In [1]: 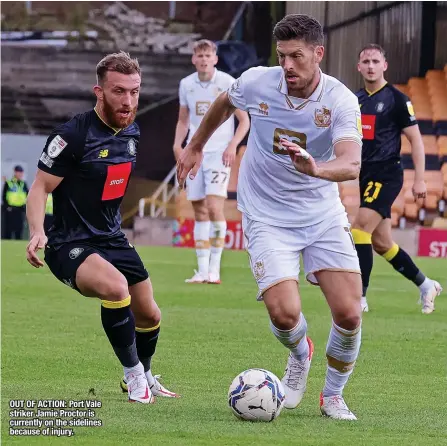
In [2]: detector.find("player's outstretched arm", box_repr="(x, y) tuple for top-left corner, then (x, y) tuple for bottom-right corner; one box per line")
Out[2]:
(177, 92), (236, 187)
(26, 170), (63, 267)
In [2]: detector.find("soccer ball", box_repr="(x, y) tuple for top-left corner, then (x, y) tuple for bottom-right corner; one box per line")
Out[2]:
(228, 368), (285, 422)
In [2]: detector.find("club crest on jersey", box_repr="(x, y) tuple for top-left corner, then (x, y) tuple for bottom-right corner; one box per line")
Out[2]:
(376, 102), (385, 112)
(314, 106), (331, 128)
(69, 247), (84, 259)
(253, 260), (265, 281)
(258, 102), (269, 116)
(47, 135), (67, 158)
(128, 139), (137, 156)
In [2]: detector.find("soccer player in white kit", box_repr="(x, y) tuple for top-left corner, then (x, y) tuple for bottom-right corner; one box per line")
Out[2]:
(173, 40), (250, 284)
(177, 15), (364, 420)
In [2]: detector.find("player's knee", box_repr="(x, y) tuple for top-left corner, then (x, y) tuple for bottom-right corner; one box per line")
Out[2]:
(269, 307), (301, 331)
(136, 305), (161, 328)
(194, 206), (209, 221)
(101, 274), (129, 301)
(334, 310), (361, 331)
(371, 235), (392, 255)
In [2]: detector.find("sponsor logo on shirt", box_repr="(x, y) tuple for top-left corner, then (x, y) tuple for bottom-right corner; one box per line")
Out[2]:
(361, 114), (376, 140)
(314, 106), (332, 128)
(195, 101), (211, 116)
(47, 135), (67, 158)
(102, 162), (132, 201)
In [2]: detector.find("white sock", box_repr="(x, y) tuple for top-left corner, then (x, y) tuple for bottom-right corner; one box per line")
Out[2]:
(145, 369), (155, 386)
(323, 321), (361, 397)
(418, 277), (433, 294)
(194, 221), (210, 276)
(270, 314), (309, 361)
(124, 362), (144, 379)
(209, 221), (226, 275)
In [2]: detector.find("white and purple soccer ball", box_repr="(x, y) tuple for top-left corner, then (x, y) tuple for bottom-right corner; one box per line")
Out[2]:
(228, 368), (285, 422)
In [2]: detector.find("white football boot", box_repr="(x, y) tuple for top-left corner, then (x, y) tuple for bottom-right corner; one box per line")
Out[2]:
(208, 272), (221, 284)
(419, 280), (442, 314)
(360, 296), (369, 313)
(320, 393), (357, 420)
(121, 373), (179, 398)
(126, 371), (154, 404)
(281, 337), (314, 409)
(185, 270), (208, 283)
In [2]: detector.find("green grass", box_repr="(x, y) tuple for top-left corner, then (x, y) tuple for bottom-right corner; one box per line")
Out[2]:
(2, 241), (447, 445)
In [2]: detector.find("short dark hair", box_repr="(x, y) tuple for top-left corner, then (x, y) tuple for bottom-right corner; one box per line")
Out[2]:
(358, 44), (386, 60)
(96, 51), (141, 85)
(193, 39), (217, 53)
(273, 14), (324, 46)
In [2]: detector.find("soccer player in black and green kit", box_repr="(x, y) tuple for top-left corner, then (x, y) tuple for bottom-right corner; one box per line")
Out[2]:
(26, 52), (179, 402)
(353, 44), (442, 314)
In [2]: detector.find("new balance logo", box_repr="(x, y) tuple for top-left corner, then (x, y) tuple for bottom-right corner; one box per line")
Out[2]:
(98, 149), (109, 158)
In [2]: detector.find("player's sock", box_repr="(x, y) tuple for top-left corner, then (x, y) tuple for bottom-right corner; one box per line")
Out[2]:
(270, 314), (309, 361)
(194, 220), (211, 276)
(323, 321), (361, 397)
(209, 220), (226, 274)
(101, 296), (139, 367)
(352, 229), (373, 296)
(135, 323), (160, 373)
(382, 243), (426, 287)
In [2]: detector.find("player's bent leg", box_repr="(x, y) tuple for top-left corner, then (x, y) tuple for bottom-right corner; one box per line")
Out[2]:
(207, 194), (227, 284)
(120, 278), (179, 398)
(186, 200), (210, 283)
(315, 270), (361, 420)
(352, 207), (383, 312)
(372, 219), (442, 314)
(263, 280), (314, 409)
(76, 254), (152, 404)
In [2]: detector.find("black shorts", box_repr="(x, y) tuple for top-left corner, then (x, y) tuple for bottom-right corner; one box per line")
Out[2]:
(44, 237), (149, 294)
(359, 162), (403, 219)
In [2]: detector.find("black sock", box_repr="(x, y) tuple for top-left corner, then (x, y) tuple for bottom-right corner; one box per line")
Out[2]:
(382, 244), (426, 286)
(101, 297), (139, 368)
(136, 325), (160, 372)
(352, 229), (373, 296)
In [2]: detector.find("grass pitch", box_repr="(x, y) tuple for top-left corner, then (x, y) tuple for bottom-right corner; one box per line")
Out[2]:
(2, 241), (446, 445)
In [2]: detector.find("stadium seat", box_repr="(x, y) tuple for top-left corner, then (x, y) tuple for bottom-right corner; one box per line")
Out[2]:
(424, 171), (444, 210)
(432, 217), (447, 229)
(422, 135), (439, 155)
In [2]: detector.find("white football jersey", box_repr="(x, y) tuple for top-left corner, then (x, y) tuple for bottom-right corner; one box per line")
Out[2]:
(179, 69), (236, 153)
(227, 66), (362, 227)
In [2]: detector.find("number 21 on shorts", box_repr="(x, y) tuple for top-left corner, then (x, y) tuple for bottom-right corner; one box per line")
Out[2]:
(363, 181), (382, 203)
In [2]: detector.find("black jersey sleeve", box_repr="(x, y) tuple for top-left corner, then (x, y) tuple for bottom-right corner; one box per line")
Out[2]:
(394, 90), (417, 130)
(38, 122), (85, 178)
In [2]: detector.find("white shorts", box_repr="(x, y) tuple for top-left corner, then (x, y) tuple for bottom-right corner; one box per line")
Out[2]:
(242, 213), (361, 300)
(186, 151), (230, 201)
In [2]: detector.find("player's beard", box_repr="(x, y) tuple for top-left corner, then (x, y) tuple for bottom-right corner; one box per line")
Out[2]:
(103, 94), (138, 129)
